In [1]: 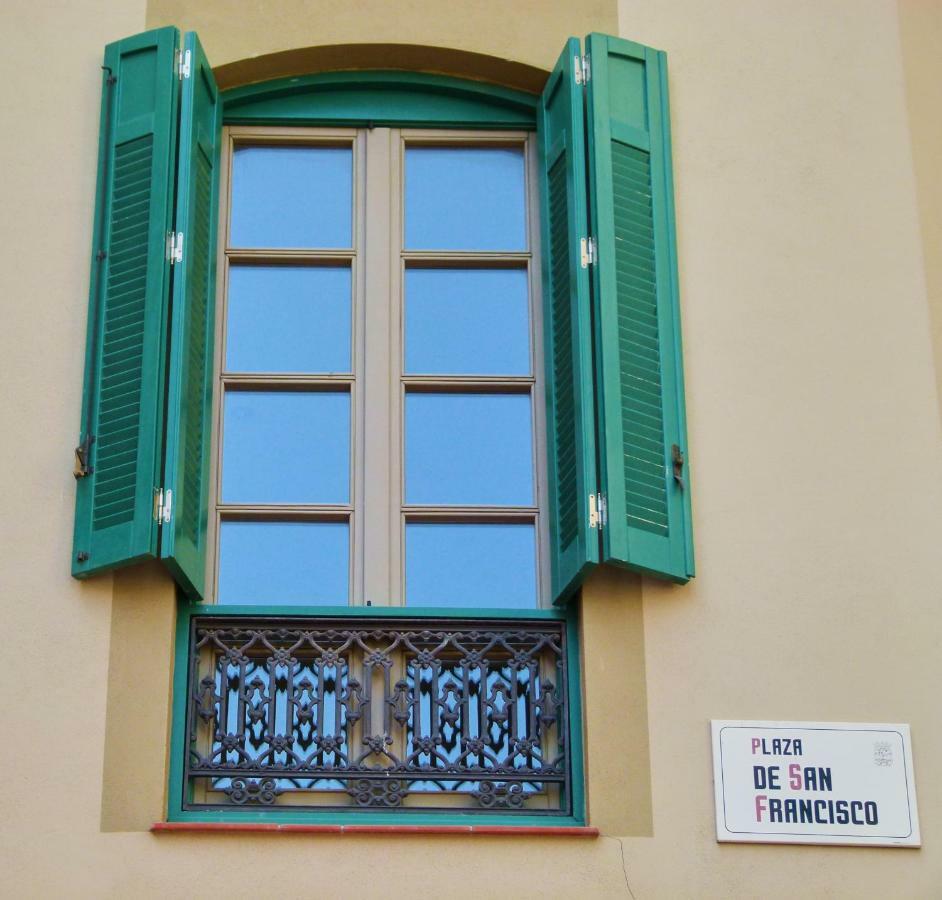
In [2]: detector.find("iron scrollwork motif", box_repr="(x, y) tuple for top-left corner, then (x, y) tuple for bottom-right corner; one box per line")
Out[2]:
(183, 617), (571, 815)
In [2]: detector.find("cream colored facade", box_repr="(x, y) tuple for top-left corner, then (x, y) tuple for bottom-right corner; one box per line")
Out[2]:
(1, 0), (940, 895)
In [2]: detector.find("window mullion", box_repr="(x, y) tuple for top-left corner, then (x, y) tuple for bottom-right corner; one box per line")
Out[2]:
(360, 127), (397, 607)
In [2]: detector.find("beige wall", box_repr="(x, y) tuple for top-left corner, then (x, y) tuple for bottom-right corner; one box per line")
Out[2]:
(2, 0), (941, 896)
(147, 0), (617, 84)
(898, 0), (942, 421)
(617, 0), (942, 894)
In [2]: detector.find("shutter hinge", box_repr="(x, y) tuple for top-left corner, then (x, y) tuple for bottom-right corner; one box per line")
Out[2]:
(588, 492), (606, 530)
(177, 48), (191, 80)
(574, 54), (591, 85)
(154, 488), (173, 524)
(167, 231), (184, 265)
(580, 236), (597, 268)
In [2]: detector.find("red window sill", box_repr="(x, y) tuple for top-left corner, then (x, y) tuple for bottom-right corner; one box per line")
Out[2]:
(152, 822), (598, 837)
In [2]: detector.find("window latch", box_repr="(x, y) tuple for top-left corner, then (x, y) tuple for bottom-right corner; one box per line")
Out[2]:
(73, 434), (94, 479)
(672, 443), (685, 491)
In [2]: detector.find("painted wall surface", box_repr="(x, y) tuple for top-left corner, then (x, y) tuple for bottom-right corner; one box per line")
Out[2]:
(898, 0), (942, 421)
(1, 0), (940, 897)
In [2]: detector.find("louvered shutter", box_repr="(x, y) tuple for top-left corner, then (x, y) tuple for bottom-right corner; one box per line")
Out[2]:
(160, 33), (221, 600)
(73, 28), (180, 577)
(538, 39), (600, 603)
(585, 34), (694, 582)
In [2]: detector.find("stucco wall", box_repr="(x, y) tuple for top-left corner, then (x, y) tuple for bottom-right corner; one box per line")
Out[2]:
(1, 0), (940, 896)
(898, 0), (942, 422)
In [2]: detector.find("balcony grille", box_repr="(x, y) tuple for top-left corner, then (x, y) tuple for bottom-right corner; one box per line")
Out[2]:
(183, 615), (573, 814)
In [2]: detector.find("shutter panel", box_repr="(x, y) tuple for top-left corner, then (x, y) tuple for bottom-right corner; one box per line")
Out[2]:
(160, 33), (221, 600)
(72, 28), (180, 578)
(585, 33), (694, 582)
(538, 39), (600, 603)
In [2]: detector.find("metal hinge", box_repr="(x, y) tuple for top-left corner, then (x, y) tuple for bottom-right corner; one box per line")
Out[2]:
(153, 488), (173, 524)
(177, 48), (191, 80)
(167, 231), (184, 265)
(588, 492), (606, 530)
(574, 54), (591, 85)
(580, 236), (597, 268)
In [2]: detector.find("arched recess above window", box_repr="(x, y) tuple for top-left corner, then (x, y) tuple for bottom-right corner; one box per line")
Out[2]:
(221, 69), (538, 130)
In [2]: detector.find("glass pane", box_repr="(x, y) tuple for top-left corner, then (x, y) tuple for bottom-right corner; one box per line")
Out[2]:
(226, 266), (351, 373)
(406, 523), (536, 608)
(218, 521), (348, 605)
(404, 268), (530, 375)
(404, 147), (526, 250)
(230, 146), (352, 248)
(405, 393), (533, 505)
(222, 391), (349, 504)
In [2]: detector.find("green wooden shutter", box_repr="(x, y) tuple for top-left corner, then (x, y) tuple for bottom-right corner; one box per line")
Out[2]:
(585, 33), (694, 582)
(538, 39), (600, 603)
(72, 27), (180, 578)
(160, 33), (221, 600)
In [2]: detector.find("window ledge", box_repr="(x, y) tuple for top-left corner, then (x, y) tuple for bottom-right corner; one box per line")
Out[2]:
(152, 822), (599, 837)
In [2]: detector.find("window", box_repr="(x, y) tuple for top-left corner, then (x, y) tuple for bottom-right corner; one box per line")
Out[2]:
(72, 26), (693, 823)
(212, 128), (549, 608)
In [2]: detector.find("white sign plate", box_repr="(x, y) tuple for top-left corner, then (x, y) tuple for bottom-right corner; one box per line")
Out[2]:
(711, 721), (920, 847)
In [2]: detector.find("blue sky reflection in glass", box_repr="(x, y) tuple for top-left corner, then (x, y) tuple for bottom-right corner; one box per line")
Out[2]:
(231, 146), (352, 248)
(226, 266), (351, 373)
(405, 268), (529, 375)
(218, 521), (349, 604)
(222, 391), (350, 503)
(405, 146), (526, 250)
(406, 523), (536, 608)
(405, 393), (533, 505)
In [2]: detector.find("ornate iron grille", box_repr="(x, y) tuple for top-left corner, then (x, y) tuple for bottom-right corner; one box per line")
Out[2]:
(183, 616), (572, 814)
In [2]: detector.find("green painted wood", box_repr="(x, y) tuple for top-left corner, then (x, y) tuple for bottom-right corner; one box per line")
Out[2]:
(167, 594), (196, 817)
(537, 39), (599, 604)
(223, 71), (537, 129)
(189, 604), (569, 620)
(72, 27), (180, 578)
(161, 32), (222, 600)
(585, 33), (694, 582)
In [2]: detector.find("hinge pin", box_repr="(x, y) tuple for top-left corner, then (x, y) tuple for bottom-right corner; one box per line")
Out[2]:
(154, 488), (173, 524)
(167, 231), (183, 265)
(574, 54), (590, 85)
(580, 237), (597, 268)
(588, 492), (606, 530)
(177, 48), (191, 80)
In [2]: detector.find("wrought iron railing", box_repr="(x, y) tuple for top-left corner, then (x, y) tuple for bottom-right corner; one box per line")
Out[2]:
(182, 615), (573, 814)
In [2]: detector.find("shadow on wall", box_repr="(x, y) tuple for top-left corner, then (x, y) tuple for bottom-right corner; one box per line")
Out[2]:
(213, 43), (551, 93)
